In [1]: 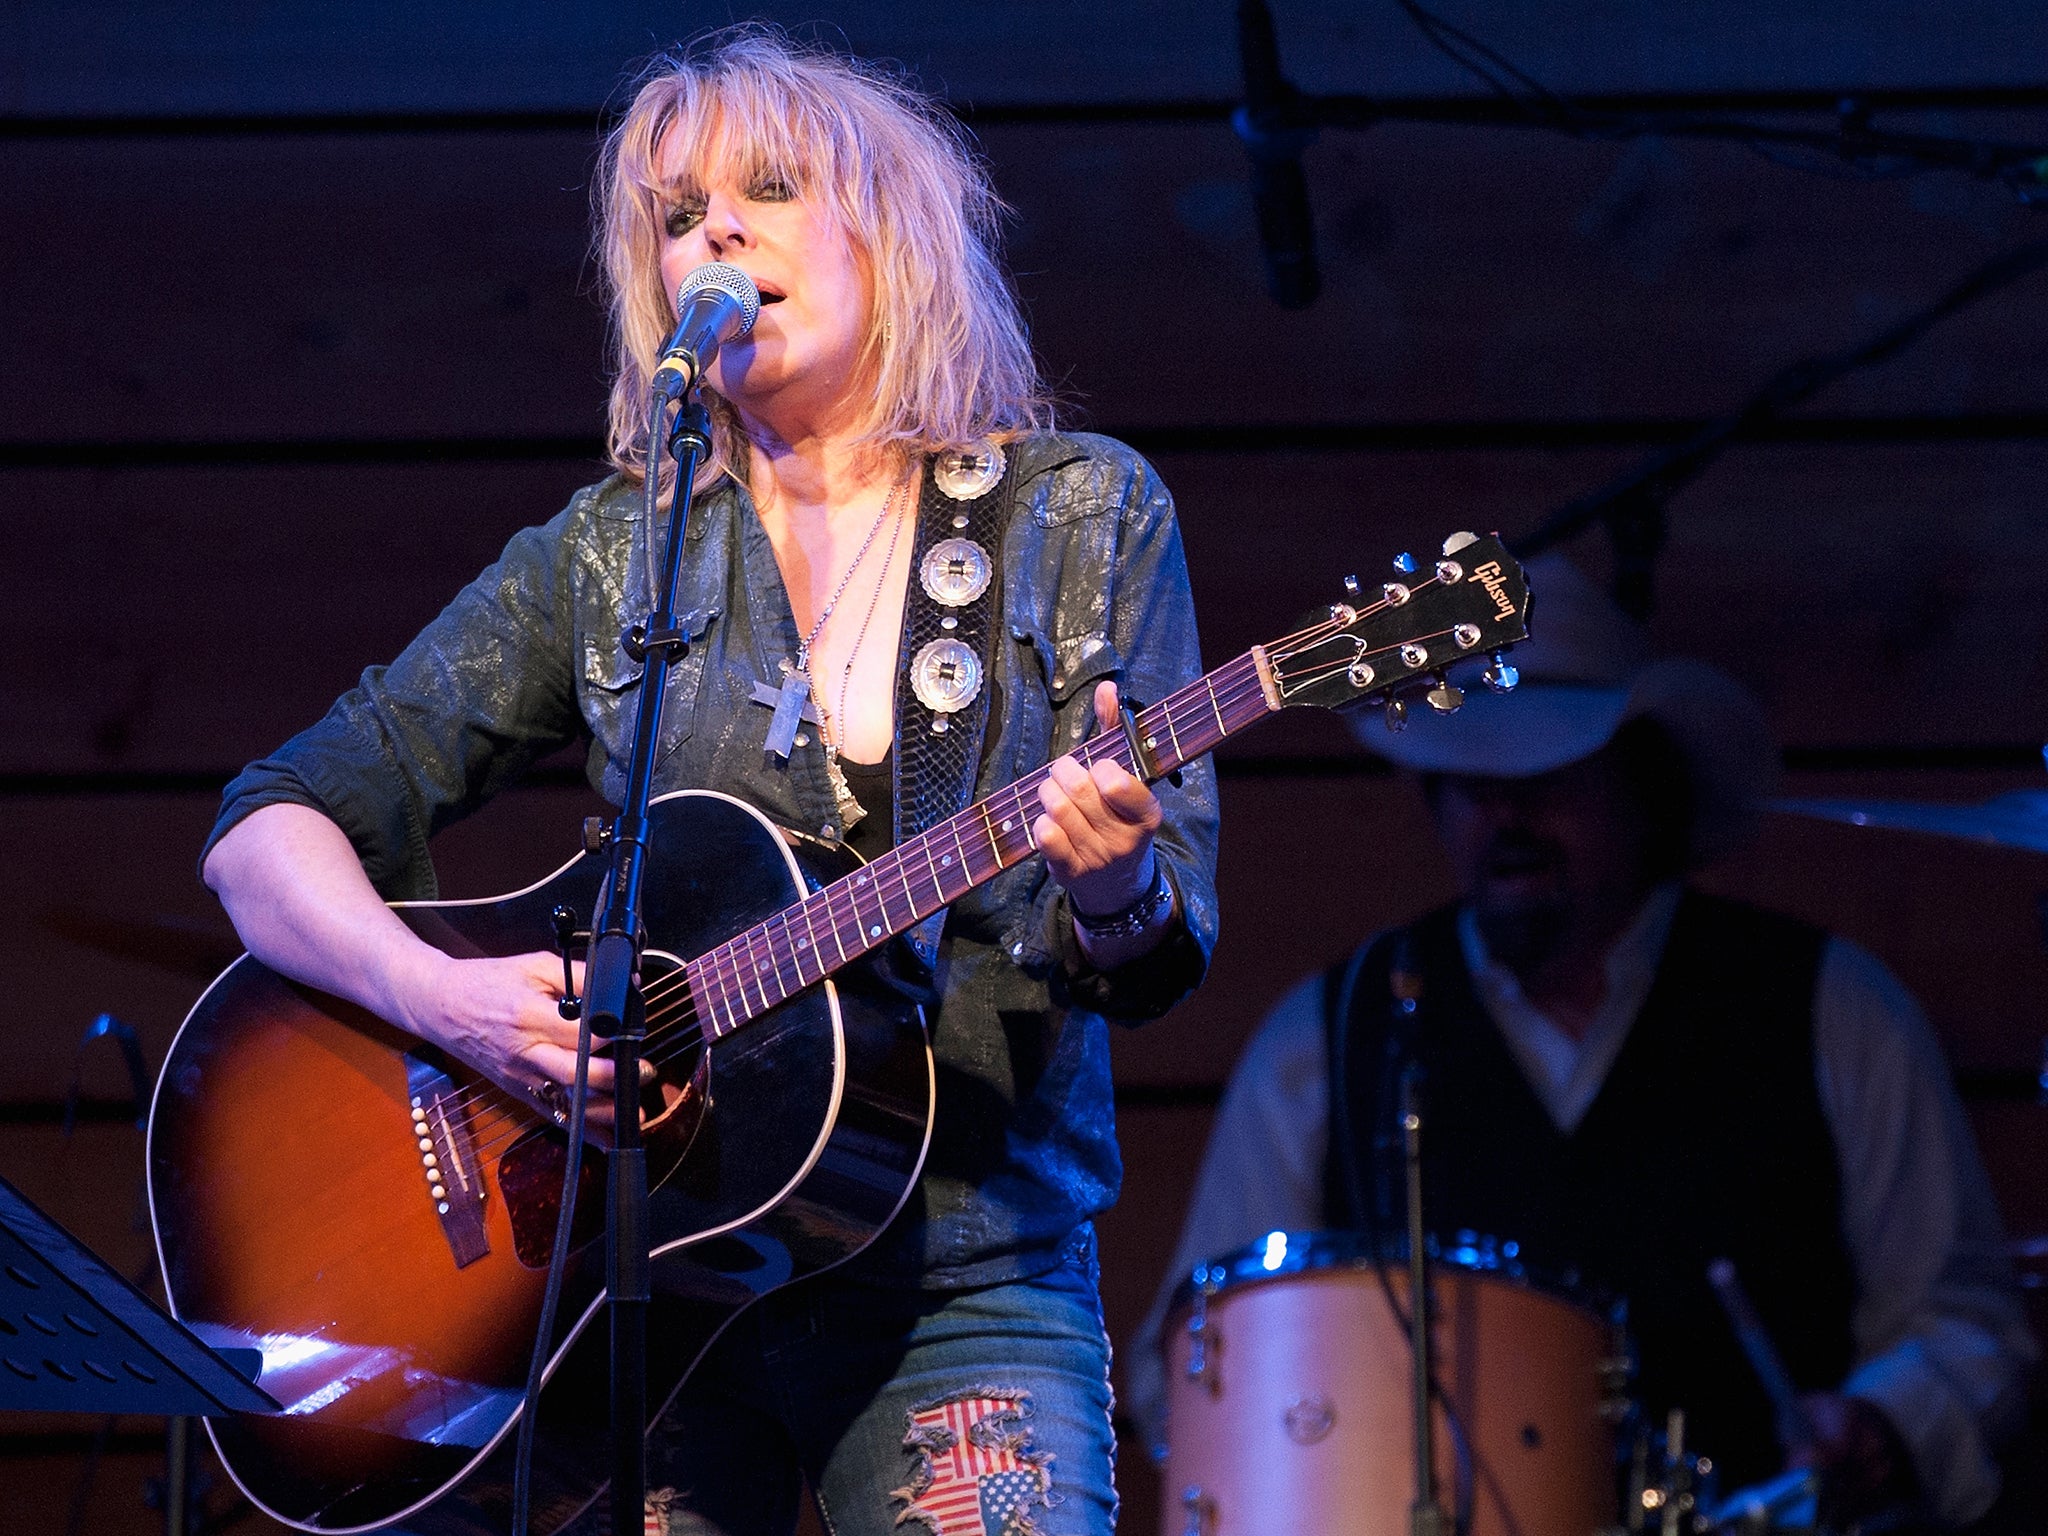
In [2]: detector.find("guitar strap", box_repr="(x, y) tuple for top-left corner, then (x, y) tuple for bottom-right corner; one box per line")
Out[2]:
(892, 442), (1015, 969)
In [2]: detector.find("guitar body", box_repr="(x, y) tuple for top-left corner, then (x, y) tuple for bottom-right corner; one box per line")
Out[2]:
(147, 790), (936, 1533)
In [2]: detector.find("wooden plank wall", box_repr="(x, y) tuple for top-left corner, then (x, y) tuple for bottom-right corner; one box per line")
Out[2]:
(4, 5), (2047, 1531)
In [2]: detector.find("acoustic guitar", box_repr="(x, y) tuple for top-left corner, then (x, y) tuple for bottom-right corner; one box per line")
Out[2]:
(147, 535), (1531, 1532)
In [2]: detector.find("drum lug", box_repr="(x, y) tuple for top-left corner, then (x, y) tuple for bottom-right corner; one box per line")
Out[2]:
(1601, 1309), (1638, 1424)
(1184, 1263), (1224, 1394)
(1179, 1484), (1212, 1536)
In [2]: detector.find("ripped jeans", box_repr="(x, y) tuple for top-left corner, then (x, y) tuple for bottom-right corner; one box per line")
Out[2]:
(624, 1226), (1117, 1536)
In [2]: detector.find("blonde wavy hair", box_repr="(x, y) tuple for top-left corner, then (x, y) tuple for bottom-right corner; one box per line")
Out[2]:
(596, 27), (1053, 485)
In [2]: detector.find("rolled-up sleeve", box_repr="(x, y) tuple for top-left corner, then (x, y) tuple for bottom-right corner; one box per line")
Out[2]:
(200, 505), (586, 900)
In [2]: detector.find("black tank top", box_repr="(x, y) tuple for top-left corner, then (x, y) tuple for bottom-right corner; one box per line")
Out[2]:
(836, 749), (895, 868)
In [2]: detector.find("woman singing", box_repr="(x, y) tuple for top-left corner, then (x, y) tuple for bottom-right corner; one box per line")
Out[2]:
(199, 26), (1218, 1536)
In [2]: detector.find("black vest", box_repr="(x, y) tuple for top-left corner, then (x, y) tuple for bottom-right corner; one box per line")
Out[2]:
(1323, 892), (1856, 1486)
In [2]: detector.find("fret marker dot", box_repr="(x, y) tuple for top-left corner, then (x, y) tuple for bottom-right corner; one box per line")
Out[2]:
(1002, 819), (1014, 832)
(1145, 736), (1157, 750)
(869, 924), (882, 938)
(941, 854), (953, 867)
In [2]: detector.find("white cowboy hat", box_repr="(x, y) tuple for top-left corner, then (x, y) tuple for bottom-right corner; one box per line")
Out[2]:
(1358, 553), (1778, 864)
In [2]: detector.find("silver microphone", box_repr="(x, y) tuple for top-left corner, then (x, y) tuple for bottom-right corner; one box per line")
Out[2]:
(651, 262), (762, 398)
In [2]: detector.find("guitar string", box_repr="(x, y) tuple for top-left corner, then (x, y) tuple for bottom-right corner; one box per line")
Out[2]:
(637, 620), (1469, 1060)
(607, 601), (1466, 1054)
(401, 575), (1505, 1147)
(407, 597), (1482, 1152)
(425, 631), (1459, 1162)
(405, 609), (1474, 1156)
(420, 662), (1285, 1161)
(617, 596), (1418, 1039)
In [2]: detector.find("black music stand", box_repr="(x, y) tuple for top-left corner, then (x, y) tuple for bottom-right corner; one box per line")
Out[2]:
(0, 1175), (275, 1416)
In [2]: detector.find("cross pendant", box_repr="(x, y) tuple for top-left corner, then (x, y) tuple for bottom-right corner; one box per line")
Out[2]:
(753, 661), (821, 761)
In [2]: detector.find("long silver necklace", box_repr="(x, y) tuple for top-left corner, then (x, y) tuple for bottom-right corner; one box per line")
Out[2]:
(816, 475), (911, 829)
(760, 463), (914, 828)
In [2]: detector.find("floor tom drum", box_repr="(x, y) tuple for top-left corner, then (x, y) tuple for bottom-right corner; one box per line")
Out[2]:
(1162, 1230), (1625, 1536)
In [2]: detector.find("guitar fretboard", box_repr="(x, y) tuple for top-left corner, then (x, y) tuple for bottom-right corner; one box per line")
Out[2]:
(682, 651), (1276, 1037)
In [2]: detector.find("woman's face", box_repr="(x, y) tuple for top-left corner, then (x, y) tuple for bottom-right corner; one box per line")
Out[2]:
(655, 140), (874, 434)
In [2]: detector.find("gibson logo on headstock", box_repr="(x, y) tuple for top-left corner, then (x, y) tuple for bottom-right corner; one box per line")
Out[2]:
(1472, 560), (1517, 620)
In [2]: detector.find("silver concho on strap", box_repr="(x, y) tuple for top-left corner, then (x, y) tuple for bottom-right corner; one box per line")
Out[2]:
(910, 638), (983, 733)
(933, 440), (1006, 501)
(920, 537), (994, 608)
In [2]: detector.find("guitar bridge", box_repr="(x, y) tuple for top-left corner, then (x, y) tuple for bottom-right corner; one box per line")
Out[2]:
(404, 1056), (491, 1269)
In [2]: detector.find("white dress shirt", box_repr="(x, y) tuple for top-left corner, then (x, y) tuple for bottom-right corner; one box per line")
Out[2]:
(1126, 893), (2036, 1527)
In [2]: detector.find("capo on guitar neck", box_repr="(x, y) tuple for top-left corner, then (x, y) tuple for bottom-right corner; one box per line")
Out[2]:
(1115, 701), (1183, 788)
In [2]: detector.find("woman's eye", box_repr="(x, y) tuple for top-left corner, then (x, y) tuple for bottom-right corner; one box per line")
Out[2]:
(749, 176), (794, 203)
(664, 202), (705, 238)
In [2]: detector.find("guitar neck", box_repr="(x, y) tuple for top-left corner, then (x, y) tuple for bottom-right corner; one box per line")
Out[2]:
(684, 650), (1279, 1038)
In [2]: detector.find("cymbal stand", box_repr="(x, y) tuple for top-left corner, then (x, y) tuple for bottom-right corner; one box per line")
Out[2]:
(1623, 1408), (1707, 1536)
(1401, 1061), (1450, 1536)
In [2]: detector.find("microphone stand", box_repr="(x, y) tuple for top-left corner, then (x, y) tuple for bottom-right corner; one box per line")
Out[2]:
(1384, 940), (1449, 1536)
(584, 385), (713, 1536)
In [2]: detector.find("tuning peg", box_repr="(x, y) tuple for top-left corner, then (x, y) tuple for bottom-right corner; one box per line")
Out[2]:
(1426, 672), (1464, 714)
(1343, 574), (1361, 597)
(1483, 652), (1520, 693)
(1384, 697), (1409, 732)
(1392, 551), (1418, 575)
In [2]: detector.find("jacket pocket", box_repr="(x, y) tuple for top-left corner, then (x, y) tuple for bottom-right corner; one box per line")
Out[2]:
(1015, 626), (1124, 753)
(579, 606), (719, 762)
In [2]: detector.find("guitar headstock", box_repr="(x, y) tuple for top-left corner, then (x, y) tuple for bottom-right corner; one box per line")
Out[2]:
(1259, 533), (1532, 725)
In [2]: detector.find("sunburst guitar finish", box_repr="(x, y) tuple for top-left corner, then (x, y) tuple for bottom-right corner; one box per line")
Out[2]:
(148, 791), (936, 1533)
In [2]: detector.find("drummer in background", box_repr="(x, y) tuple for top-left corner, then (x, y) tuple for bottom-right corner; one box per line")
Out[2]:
(1128, 555), (2035, 1529)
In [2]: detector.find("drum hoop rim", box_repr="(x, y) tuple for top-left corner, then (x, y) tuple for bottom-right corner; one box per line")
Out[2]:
(1166, 1227), (1624, 1323)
